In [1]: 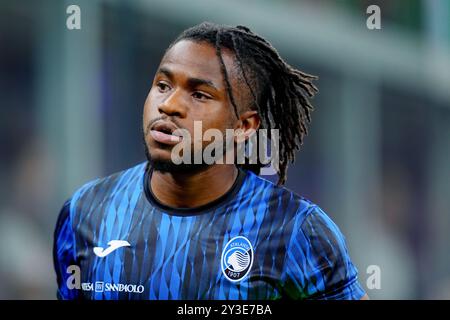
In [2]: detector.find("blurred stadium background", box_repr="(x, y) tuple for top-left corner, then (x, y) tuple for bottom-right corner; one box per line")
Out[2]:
(0, 0), (449, 299)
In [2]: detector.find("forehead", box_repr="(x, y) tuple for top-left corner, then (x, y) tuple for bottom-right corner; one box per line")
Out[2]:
(159, 40), (238, 87)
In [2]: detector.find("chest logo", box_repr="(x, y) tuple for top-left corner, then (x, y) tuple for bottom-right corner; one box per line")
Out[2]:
(221, 236), (253, 282)
(93, 240), (130, 257)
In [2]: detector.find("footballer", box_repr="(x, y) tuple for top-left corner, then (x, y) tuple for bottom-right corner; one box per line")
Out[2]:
(54, 22), (368, 300)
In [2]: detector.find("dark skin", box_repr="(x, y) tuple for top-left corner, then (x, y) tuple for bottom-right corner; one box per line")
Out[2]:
(143, 39), (370, 300)
(143, 40), (260, 208)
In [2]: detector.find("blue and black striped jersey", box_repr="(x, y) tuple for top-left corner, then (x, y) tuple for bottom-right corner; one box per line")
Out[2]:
(53, 161), (365, 300)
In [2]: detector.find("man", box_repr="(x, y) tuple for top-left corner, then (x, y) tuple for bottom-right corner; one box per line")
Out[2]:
(54, 22), (367, 300)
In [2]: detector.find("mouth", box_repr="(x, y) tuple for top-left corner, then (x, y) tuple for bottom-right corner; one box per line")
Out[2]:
(149, 121), (183, 145)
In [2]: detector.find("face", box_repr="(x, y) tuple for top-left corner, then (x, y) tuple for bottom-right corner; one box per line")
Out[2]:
(143, 40), (257, 172)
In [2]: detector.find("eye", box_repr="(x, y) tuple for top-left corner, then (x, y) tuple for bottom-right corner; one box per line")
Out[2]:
(156, 81), (171, 93)
(192, 91), (212, 101)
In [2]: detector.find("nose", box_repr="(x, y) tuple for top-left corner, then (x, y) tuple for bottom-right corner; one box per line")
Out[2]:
(158, 89), (187, 118)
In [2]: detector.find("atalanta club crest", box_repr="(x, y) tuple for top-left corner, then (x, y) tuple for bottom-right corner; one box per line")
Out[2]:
(221, 236), (254, 282)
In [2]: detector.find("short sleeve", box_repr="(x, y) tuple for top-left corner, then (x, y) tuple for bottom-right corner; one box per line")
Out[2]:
(283, 205), (366, 300)
(53, 199), (79, 300)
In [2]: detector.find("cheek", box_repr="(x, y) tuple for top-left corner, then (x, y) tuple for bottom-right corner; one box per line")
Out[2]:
(197, 101), (234, 127)
(206, 106), (235, 131)
(186, 111), (221, 135)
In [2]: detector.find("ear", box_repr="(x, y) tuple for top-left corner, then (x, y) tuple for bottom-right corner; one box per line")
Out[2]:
(233, 110), (260, 143)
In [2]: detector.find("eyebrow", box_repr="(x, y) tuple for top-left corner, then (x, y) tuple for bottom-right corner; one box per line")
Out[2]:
(158, 67), (219, 91)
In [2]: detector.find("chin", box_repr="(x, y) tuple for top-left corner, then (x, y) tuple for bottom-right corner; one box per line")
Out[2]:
(144, 137), (210, 173)
(149, 159), (209, 173)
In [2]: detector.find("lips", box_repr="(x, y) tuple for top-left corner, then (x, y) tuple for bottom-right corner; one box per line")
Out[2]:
(149, 121), (183, 145)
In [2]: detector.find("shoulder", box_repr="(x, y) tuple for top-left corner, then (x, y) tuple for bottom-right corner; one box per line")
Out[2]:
(244, 174), (365, 299)
(55, 161), (146, 226)
(277, 195), (364, 299)
(244, 171), (321, 222)
(69, 161), (148, 209)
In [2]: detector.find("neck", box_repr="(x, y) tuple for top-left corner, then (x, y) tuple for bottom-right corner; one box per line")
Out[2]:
(149, 164), (238, 208)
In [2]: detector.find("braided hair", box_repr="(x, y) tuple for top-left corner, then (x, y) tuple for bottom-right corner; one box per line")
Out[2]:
(170, 22), (318, 185)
